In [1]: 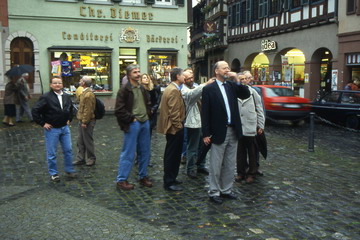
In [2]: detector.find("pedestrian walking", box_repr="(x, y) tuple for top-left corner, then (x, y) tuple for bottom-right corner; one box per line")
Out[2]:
(15, 73), (33, 123)
(73, 76), (97, 167)
(115, 64), (153, 191)
(31, 75), (76, 182)
(201, 61), (250, 204)
(235, 72), (265, 184)
(2, 77), (18, 127)
(157, 67), (186, 191)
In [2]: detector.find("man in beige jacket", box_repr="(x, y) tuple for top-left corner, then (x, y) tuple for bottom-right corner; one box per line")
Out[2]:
(73, 76), (97, 166)
(158, 67), (185, 191)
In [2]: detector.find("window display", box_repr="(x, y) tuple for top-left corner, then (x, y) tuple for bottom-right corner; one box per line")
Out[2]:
(50, 50), (112, 93)
(148, 51), (177, 86)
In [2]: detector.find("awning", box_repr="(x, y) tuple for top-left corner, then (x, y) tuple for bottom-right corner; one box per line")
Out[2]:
(48, 46), (113, 52)
(148, 48), (179, 53)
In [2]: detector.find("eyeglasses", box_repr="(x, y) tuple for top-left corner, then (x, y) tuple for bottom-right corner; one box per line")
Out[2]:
(52, 82), (63, 85)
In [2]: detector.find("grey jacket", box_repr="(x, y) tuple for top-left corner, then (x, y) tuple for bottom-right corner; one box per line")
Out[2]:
(237, 86), (265, 136)
(181, 83), (205, 129)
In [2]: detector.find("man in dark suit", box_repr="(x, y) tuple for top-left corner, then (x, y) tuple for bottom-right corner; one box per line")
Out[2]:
(157, 67), (186, 191)
(202, 61), (250, 204)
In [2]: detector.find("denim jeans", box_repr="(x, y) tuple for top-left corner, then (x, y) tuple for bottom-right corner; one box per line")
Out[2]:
(117, 120), (150, 182)
(44, 125), (74, 176)
(186, 128), (202, 173)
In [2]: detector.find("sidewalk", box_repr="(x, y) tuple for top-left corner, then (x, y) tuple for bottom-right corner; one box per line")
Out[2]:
(0, 117), (359, 239)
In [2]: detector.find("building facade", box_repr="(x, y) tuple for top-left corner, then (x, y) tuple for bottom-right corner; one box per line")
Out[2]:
(2, 0), (189, 108)
(337, 0), (360, 86)
(226, 0), (338, 99)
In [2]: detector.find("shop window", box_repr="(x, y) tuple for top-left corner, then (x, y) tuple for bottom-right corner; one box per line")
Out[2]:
(50, 50), (112, 93)
(251, 53), (270, 85)
(148, 51), (177, 86)
(281, 49), (306, 96)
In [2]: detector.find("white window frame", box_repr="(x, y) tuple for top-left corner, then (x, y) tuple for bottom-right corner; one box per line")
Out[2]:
(121, 0), (143, 4)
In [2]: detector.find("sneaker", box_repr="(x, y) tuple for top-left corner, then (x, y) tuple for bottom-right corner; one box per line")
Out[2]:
(50, 174), (60, 182)
(139, 177), (153, 188)
(116, 181), (135, 190)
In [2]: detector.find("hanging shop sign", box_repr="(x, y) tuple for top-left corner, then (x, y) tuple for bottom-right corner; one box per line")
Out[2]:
(204, 22), (216, 33)
(80, 6), (154, 21)
(261, 39), (277, 52)
(119, 27), (140, 43)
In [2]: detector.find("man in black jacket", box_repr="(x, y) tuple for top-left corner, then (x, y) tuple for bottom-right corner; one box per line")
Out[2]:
(202, 61), (250, 204)
(32, 76), (76, 182)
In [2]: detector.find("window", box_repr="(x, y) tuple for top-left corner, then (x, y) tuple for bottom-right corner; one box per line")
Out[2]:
(292, 0), (301, 8)
(122, 0), (143, 3)
(259, 0), (269, 18)
(240, 0), (247, 24)
(246, 0), (252, 22)
(84, 0), (112, 4)
(270, 0), (281, 15)
(347, 0), (356, 14)
(252, 0), (259, 20)
(232, 5), (237, 26)
(228, 4), (233, 28)
(148, 51), (177, 86)
(236, 3), (241, 25)
(50, 50), (112, 92)
(155, 0), (173, 5)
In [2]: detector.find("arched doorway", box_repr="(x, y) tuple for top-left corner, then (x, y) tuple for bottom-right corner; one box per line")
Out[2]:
(251, 53), (269, 85)
(231, 58), (241, 73)
(311, 48), (333, 93)
(10, 37), (34, 89)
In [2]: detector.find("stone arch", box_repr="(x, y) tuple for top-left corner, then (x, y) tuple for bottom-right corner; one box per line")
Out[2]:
(4, 31), (41, 93)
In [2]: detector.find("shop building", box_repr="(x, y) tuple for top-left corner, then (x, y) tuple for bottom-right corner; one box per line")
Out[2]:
(337, 0), (360, 86)
(227, 0), (338, 99)
(2, 0), (189, 109)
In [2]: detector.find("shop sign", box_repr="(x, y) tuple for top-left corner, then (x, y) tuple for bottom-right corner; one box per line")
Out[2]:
(80, 6), (154, 21)
(119, 27), (140, 43)
(261, 39), (277, 52)
(62, 32), (113, 42)
(204, 22), (216, 33)
(146, 35), (178, 44)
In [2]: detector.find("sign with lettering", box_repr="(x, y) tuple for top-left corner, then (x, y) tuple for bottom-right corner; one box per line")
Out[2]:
(79, 6), (154, 21)
(261, 39), (277, 52)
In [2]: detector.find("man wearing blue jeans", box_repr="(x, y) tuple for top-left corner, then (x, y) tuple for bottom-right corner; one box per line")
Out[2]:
(32, 76), (76, 182)
(114, 64), (153, 190)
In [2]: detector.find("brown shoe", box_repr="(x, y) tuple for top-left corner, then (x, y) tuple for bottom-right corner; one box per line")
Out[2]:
(65, 172), (77, 179)
(86, 159), (96, 166)
(139, 177), (153, 188)
(73, 160), (86, 165)
(245, 175), (255, 184)
(116, 181), (135, 190)
(235, 175), (245, 182)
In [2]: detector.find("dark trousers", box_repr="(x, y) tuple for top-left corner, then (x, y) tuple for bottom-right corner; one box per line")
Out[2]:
(163, 128), (184, 187)
(197, 140), (211, 169)
(237, 136), (258, 176)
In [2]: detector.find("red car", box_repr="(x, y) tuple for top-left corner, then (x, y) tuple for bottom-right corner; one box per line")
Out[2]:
(252, 85), (311, 124)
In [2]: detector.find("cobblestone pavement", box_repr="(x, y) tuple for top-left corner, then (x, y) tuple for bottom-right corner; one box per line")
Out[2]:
(0, 116), (359, 240)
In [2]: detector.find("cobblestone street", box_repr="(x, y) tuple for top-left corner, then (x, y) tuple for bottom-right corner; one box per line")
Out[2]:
(0, 116), (359, 240)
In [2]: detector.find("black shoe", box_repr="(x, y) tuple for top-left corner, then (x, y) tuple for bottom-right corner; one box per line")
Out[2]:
(187, 171), (197, 178)
(197, 168), (209, 175)
(165, 185), (183, 191)
(255, 170), (264, 176)
(220, 192), (237, 200)
(174, 180), (183, 185)
(209, 196), (223, 204)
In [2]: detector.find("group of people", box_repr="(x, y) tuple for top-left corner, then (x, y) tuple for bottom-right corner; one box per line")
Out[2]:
(344, 77), (360, 91)
(2, 73), (33, 126)
(20, 60), (266, 205)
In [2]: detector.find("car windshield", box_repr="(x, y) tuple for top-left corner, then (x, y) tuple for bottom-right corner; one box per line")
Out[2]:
(265, 87), (294, 97)
(321, 92), (341, 103)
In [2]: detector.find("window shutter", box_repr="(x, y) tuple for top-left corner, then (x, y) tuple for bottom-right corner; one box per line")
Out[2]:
(177, 0), (184, 6)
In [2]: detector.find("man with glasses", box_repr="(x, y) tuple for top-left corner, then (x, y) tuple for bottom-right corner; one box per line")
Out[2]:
(32, 76), (76, 182)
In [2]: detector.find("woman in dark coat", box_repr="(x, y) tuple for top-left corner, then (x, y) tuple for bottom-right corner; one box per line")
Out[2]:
(2, 77), (18, 126)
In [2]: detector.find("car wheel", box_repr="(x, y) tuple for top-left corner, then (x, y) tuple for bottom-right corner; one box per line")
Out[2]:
(345, 115), (359, 129)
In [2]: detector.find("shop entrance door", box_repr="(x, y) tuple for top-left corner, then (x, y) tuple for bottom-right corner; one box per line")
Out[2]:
(119, 48), (138, 85)
(10, 37), (34, 89)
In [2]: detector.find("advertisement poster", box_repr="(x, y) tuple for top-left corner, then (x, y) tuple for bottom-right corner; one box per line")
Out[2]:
(331, 70), (338, 90)
(51, 60), (61, 76)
